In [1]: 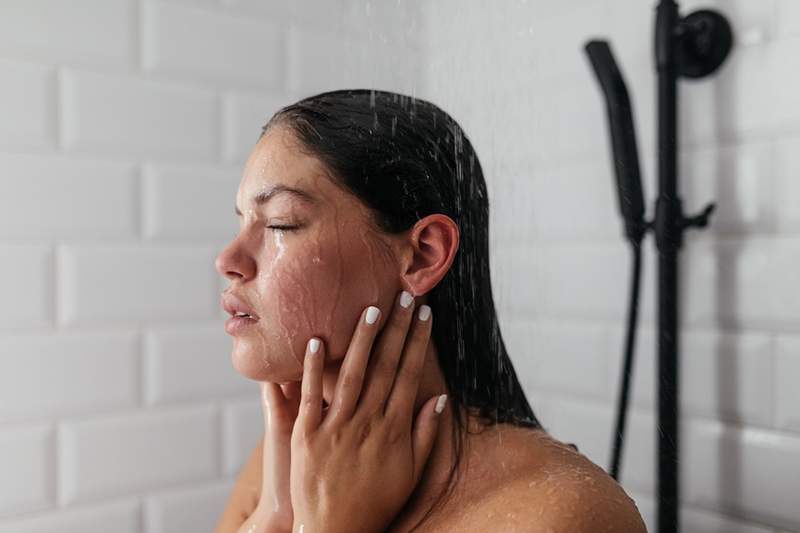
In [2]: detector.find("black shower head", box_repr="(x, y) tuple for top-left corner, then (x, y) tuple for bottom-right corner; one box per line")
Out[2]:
(584, 40), (647, 243)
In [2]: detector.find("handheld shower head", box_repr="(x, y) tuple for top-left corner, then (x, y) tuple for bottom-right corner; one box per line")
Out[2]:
(584, 40), (647, 243)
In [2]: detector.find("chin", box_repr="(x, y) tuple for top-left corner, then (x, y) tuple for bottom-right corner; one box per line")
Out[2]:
(229, 341), (301, 383)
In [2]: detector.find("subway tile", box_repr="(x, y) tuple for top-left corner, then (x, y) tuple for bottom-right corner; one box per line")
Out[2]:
(775, 335), (800, 432)
(221, 90), (289, 164)
(685, 421), (800, 531)
(144, 324), (252, 405)
(0, 245), (52, 330)
(142, 1), (283, 89)
(145, 481), (232, 533)
(0, 499), (140, 533)
(0, 58), (55, 150)
(221, 397), (261, 477)
(0, 424), (55, 517)
(774, 135), (800, 232)
(0, 331), (139, 422)
(0, 0), (134, 67)
(59, 406), (219, 504)
(142, 162), (239, 241)
(608, 326), (773, 427)
(58, 245), (219, 325)
(60, 69), (216, 161)
(0, 153), (137, 241)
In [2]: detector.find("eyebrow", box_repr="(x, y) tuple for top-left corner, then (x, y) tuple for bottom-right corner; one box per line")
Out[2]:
(235, 184), (316, 216)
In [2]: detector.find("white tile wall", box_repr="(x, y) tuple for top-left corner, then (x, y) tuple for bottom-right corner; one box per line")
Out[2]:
(0, 331), (140, 422)
(59, 406), (219, 505)
(0, 244), (53, 329)
(141, 162), (239, 241)
(0, 424), (55, 516)
(141, 1), (284, 89)
(0, 58), (55, 150)
(143, 325), (253, 404)
(59, 69), (218, 160)
(1, 0), (799, 531)
(0, 153), (139, 241)
(221, 397), (261, 477)
(0, 0), (135, 69)
(420, 0), (799, 531)
(0, 0), (423, 530)
(0, 499), (141, 533)
(144, 481), (233, 533)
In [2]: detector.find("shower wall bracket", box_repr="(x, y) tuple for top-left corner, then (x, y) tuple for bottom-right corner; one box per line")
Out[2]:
(584, 1), (733, 532)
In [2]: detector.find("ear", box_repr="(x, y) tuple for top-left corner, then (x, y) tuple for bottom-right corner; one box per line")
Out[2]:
(399, 214), (460, 297)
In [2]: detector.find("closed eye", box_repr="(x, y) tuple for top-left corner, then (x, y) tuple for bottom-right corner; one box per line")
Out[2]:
(267, 224), (299, 231)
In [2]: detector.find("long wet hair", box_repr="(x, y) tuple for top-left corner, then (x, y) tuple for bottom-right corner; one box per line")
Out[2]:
(260, 89), (544, 530)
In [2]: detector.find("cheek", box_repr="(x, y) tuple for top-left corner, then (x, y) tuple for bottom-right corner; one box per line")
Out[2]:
(272, 228), (398, 363)
(235, 222), (399, 382)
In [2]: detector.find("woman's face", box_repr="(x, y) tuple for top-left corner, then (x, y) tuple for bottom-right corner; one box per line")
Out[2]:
(215, 125), (405, 383)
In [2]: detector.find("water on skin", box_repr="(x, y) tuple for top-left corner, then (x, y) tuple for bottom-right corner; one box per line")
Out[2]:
(425, 427), (639, 532)
(230, 167), (398, 385)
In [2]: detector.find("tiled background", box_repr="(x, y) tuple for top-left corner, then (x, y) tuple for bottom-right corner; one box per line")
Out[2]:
(0, 1), (798, 532)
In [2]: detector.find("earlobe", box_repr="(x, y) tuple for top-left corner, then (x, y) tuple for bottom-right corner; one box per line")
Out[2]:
(399, 214), (460, 297)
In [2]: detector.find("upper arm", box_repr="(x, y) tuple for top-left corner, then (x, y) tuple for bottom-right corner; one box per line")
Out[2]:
(214, 435), (264, 533)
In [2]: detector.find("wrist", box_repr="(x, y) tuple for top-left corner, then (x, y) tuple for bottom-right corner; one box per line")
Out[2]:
(291, 520), (378, 533)
(240, 506), (293, 533)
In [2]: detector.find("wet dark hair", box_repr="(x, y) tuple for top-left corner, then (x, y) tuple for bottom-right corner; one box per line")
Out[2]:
(260, 89), (544, 530)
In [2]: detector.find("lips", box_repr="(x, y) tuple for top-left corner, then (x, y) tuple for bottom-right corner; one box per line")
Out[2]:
(221, 291), (260, 320)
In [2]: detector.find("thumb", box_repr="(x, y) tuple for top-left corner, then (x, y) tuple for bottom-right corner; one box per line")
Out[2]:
(411, 394), (447, 485)
(259, 382), (284, 428)
(260, 381), (299, 431)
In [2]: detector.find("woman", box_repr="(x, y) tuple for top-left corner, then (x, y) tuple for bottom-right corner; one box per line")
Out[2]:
(214, 89), (646, 532)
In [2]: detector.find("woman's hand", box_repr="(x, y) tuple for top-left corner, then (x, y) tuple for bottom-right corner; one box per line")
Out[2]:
(290, 291), (447, 533)
(235, 381), (302, 533)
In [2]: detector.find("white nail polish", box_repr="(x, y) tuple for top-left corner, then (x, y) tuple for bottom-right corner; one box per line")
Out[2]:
(400, 290), (414, 308)
(365, 306), (380, 324)
(418, 304), (431, 321)
(435, 394), (448, 414)
(308, 338), (320, 354)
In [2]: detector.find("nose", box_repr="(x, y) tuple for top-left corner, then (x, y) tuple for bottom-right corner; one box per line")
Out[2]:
(215, 239), (256, 282)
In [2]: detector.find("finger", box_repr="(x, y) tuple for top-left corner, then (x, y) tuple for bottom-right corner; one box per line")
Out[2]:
(385, 304), (433, 426)
(326, 305), (381, 427)
(412, 394), (447, 485)
(359, 290), (416, 416)
(299, 337), (325, 435)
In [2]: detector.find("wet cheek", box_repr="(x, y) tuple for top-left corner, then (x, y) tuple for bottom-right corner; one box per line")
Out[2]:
(241, 225), (398, 380)
(313, 233), (399, 359)
(287, 242), (391, 363)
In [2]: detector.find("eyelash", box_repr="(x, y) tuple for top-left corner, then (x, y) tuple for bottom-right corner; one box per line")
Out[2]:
(267, 224), (299, 232)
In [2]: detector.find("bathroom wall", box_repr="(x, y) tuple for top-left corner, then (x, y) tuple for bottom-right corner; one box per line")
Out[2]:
(2, 0), (799, 532)
(416, 0), (800, 532)
(0, 1), (420, 531)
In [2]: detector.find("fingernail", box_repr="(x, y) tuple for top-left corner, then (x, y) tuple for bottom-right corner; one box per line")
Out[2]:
(308, 338), (320, 354)
(399, 290), (414, 308)
(418, 304), (431, 321)
(365, 306), (380, 324)
(435, 394), (448, 414)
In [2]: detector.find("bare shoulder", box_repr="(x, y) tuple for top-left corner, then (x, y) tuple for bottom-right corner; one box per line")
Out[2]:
(482, 457), (647, 532)
(455, 432), (647, 533)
